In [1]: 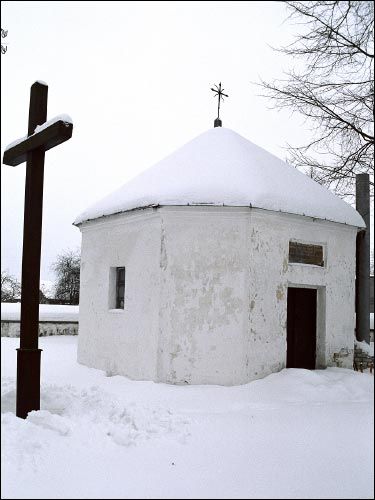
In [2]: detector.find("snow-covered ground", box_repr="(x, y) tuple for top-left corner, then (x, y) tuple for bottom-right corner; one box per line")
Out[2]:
(1, 303), (79, 322)
(1, 336), (373, 499)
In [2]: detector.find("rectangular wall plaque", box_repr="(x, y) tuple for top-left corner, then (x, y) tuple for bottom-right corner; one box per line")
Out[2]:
(289, 241), (324, 266)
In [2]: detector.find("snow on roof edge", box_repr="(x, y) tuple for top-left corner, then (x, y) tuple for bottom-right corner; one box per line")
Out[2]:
(74, 202), (365, 229)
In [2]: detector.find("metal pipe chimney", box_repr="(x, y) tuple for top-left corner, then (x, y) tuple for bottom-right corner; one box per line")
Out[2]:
(355, 173), (370, 344)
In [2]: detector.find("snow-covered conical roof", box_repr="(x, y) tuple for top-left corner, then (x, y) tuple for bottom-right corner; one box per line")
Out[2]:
(74, 127), (365, 227)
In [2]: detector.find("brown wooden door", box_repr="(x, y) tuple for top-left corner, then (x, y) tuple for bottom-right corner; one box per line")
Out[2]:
(287, 287), (317, 369)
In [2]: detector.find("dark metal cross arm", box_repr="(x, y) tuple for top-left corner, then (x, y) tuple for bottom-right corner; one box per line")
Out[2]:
(3, 119), (73, 167)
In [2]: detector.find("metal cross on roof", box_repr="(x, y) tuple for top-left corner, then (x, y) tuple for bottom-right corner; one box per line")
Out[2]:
(211, 82), (228, 128)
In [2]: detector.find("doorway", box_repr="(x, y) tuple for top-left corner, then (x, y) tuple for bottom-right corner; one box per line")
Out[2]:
(287, 287), (317, 369)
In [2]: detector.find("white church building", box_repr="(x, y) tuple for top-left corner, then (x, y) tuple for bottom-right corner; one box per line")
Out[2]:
(74, 127), (365, 385)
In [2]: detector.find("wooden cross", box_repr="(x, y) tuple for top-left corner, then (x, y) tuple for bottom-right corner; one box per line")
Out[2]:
(210, 82), (229, 127)
(2, 81), (73, 419)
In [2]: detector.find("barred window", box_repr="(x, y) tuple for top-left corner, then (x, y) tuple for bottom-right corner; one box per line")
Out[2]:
(115, 267), (125, 309)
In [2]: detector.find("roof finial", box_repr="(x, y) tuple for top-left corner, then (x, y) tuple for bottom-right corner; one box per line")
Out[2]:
(210, 82), (228, 127)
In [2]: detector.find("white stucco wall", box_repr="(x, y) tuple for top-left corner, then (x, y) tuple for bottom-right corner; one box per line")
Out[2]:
(157, 207), (249, 385)
(247, 210), (356, 379)
(77, 209), (162, 379)
(77, 206), (357, 385)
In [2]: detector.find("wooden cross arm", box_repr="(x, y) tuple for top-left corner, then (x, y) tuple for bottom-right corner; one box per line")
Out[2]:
(3, 119), (73, 167)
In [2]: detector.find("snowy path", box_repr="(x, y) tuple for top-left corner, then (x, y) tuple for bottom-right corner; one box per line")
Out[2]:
(1, 336), (373, 499)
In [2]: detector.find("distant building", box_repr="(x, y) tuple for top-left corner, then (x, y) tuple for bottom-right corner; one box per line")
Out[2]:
(74, 127), (365, 385)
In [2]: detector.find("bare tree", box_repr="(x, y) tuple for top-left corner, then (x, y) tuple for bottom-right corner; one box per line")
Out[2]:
(51, 249), (80, 305)
(39, 286), (49, 304)
(1, 270), (21, 302)
(259, 1), (374, 197)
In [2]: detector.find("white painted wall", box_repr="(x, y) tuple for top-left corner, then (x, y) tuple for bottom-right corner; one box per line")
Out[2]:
(247, 210), (357, 379)
(77, 206), (357, 384)
(157, 207), (249, 385)
(77, 209), (162, 379)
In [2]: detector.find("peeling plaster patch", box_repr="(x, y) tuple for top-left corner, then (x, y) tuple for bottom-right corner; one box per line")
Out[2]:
(168, 370), (177, 383)
(198, 291), (213, 310)
(276, 284), (285, 301)
(282, 257), (288, 273)
(331, 348), (353, 368)
(270, 361), (284, 372)
(170, 344), (182, 361)
(160, 222), (168, 271)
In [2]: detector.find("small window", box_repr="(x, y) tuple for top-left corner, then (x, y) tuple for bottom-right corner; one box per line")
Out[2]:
(115, 267), (125, 309)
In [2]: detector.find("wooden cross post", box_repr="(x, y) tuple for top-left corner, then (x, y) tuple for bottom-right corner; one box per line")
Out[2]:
(2, 81), (73, 419)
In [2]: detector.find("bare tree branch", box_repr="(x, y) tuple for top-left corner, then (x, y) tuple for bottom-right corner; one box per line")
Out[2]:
(259, 1), (374, 197)
(1, 270), (21, 302)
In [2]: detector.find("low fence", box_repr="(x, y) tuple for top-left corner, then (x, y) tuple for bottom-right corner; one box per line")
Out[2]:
(1, 303), (79, 337)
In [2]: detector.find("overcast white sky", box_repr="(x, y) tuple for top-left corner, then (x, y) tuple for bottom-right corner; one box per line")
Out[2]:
(1, 1), (349, 283)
